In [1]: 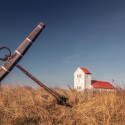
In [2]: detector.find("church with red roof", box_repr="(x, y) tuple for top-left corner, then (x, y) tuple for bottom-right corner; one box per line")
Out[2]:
(74, 67), (115, 91)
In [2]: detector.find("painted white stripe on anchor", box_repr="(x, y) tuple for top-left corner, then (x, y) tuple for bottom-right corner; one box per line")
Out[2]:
(1, 66), (9, 72)
(26, 37), (32, 43)
(38, 24), (42, 29)
(15, 50), (23, 56)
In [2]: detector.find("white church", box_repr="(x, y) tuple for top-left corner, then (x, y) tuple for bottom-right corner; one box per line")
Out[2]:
(74, 67), (115, 91)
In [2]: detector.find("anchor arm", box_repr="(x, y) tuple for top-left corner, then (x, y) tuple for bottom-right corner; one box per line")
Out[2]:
(15, 64), (72, 107)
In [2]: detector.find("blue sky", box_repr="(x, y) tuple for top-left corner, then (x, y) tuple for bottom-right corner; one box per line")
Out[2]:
(0, 0), (125, 87)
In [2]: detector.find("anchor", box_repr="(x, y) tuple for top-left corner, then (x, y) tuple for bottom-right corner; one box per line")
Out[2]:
(0, 22), (72, 108)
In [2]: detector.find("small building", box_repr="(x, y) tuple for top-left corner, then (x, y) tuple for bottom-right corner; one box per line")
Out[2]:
(74, 67), (115, 91)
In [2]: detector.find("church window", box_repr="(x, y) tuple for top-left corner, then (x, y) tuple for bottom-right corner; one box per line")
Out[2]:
(77, 74), (82, 78)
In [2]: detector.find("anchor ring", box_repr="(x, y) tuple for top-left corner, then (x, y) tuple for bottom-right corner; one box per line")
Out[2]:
(0, 46), (11, 61)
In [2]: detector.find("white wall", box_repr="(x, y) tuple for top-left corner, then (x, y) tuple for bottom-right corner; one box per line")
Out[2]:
(74, 68), (92, 91)
(74, 68), (85, 91)
(85, 74), (92, 89)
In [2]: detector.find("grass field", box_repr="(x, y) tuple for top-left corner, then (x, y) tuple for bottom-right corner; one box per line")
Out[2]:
(0, 85), (125, 125)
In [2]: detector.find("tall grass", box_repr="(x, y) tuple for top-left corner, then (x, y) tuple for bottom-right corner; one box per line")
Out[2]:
(0, 85), (125, 125)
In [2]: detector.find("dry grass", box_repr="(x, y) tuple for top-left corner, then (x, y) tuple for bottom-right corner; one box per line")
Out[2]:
(0, 85), (125, 125)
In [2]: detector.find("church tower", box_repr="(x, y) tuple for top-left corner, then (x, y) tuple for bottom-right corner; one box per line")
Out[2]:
(74, 67), (92, 91)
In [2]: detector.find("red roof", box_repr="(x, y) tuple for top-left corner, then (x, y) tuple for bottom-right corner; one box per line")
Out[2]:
(91, 80), (115, 89)
(80, 67), (91, 74)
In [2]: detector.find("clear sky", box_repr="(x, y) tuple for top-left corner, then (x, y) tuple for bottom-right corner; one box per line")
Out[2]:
(0, 0), (125, 88)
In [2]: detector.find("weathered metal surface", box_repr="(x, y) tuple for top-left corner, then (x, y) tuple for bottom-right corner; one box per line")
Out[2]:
(0, 22), (45, 81)
(16, 64), (60, 99)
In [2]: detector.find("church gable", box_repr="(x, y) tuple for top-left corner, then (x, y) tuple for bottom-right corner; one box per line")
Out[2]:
(80, 67), (91, 74)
